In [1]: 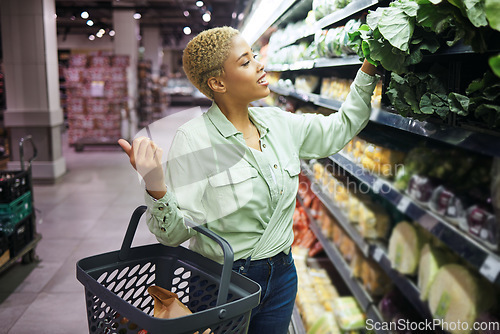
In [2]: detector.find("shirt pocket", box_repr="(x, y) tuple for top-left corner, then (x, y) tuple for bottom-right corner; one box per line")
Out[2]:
(283, 154), (301, 193)
(207, 163), (259, 219)
(284, 155), (301, 178)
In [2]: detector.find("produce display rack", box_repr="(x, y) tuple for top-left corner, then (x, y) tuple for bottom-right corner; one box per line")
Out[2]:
(296, 194), (387, 334)
(300, 160), (370, 256)
(329, 152), (500, 286)
(269, 86), (500, 158)
(290, 306), (307, 334)
(301, 160), (442, 327)
(253, 0), (500, 330)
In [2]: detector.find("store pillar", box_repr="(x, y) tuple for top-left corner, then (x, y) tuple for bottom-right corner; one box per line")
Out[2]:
(112, 9), (139, 139)
(142, 27), (163, 79)
(0, 0), (66, 182)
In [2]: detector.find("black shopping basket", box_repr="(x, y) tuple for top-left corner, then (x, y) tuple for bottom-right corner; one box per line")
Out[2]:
(76, 206), (261, 334)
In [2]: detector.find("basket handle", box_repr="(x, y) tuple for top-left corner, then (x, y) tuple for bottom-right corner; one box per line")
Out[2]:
(119, 206), (234, 307)
(19, 135), (38, 171)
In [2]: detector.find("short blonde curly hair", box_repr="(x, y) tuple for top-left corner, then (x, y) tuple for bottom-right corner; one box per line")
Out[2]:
(182, 26), (240, 100)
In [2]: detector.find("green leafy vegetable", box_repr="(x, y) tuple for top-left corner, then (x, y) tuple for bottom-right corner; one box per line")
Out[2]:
(485, 0), (500, 30)
(489, 54), (500, 77)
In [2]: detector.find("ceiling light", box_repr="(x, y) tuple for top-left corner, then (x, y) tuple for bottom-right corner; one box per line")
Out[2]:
(196, 1), (204, 7)
(81, 11), (89, 19)
(232, 12), (237, 19)
(133, 13), (141, 19)
(86, 19), (94, 26)
(202, 12), (211, 22)
(109, 30), (116, 37)
(183, 10), (190, 17)
(89, 34), (95, 41)
(183, 26), (192, 35)
(238, 13), (244, 20)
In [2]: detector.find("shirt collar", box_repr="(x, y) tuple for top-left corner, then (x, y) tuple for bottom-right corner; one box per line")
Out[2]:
(206, 102), (270, 139)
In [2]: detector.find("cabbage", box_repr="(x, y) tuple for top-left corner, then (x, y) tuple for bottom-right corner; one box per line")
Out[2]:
(388, 221), (423, 275)
(417, 244), (452, 301)
(428, 264), (496, 334)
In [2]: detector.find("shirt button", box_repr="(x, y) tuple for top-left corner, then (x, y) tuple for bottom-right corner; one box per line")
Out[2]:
(160, 227), (166, 232)
(273, 164), (278, 169)
(158, 207), (164, 211)
(262, 143), (266, 148)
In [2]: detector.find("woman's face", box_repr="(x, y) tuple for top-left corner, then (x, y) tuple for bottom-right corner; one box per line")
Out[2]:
(219, 34), (269, 103)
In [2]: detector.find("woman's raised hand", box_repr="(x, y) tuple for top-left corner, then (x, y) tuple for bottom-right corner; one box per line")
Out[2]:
(118, 137), (167, 199)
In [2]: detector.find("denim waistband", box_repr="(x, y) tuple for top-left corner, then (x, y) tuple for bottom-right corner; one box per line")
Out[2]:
(233, 249), (290, 269)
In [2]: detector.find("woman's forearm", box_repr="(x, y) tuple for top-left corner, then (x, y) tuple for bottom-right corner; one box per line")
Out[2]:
(360, 58), (377, 76)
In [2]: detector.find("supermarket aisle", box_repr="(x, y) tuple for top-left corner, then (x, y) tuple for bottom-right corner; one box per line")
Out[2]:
(0, 106), (203, 334)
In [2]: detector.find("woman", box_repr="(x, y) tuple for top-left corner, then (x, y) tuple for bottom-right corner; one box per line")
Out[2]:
(119, 26), (378, 334)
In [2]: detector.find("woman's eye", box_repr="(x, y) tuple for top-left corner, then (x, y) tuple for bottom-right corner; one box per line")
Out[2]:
(242, 60), (250, 66)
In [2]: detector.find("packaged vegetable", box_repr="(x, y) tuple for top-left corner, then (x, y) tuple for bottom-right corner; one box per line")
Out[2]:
(332, 297), (366, 331)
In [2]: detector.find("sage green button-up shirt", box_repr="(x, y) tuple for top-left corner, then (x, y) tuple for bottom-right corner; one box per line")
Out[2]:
(145, 69), (379, 263)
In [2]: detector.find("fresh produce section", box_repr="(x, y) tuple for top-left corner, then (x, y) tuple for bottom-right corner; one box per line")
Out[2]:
(251, 0), (500, 332)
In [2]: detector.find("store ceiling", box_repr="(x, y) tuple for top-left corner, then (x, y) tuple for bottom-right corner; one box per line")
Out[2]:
(55, 0), (249, 47)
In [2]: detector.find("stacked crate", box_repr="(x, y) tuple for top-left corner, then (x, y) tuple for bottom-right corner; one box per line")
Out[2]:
(0, 169), (34, 267)
(64, 53), (130, 147)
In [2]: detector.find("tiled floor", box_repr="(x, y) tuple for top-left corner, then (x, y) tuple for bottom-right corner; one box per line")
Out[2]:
(0, 106), (203, 334)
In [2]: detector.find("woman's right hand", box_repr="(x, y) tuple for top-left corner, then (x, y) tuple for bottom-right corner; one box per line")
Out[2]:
(118, 137), (167, 199)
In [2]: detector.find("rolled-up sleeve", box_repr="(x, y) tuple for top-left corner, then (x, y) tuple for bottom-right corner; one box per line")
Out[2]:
(287, 69), (379, 159)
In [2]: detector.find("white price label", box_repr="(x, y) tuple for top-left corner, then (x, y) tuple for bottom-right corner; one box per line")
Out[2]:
(372, 179), (386, 194)
(397, 196), (411, 213)
(480, 255), (500, 283)
(373, 247), (384, 262)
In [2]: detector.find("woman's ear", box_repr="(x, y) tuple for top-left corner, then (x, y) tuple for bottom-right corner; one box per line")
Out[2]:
(207, 77), (226, 94)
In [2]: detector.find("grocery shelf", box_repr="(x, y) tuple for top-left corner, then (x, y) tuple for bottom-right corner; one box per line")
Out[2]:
(300, 160), (371, 257)
(290, 305), (307, 334)
(297, 195), (387, 333)
(266, 56), (361, 72)
(329, 152), (500, 286)
(273, 0), (381, 50)
(300, 160), (440, 328)
(269, 84), (500, 157)
(369, 108), (500, 158)
(370, 246), (440, 329)
(315, 0), (380, 29)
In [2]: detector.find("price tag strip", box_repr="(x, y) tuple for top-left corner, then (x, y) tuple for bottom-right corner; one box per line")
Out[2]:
(480, 255), (500, 283)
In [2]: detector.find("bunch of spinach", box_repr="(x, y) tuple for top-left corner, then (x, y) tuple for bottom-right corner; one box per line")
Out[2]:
(449, 71), (500, 127)
(348, 0), (498, 74)
(348, 0), (441, 73)
(386, 64), (452, 119)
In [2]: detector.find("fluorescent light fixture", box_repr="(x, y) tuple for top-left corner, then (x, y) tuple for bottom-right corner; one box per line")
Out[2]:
(240, 0), (295, 45)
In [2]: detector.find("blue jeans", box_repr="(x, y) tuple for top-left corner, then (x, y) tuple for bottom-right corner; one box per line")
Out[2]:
(232, 250), (298, 334)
